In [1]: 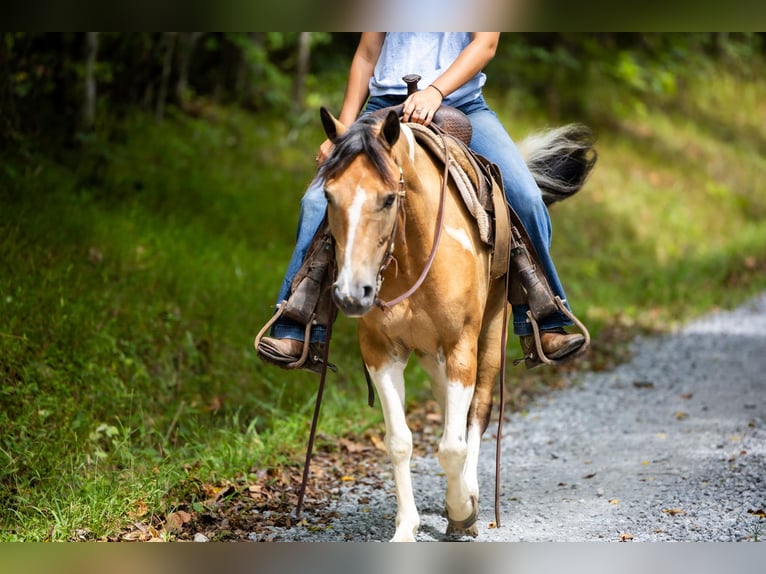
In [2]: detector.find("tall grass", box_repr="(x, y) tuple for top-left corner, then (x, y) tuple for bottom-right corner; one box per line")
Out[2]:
(2, 60), (765, 540)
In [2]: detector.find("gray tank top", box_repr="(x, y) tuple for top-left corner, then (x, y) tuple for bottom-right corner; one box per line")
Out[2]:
(369, 33), (486, 107)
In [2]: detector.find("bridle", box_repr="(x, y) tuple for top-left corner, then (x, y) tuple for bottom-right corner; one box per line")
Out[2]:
(374, 126), (450, 313)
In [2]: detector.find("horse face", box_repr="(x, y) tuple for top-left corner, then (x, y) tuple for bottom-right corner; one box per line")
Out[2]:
(324, 157), (400, 317)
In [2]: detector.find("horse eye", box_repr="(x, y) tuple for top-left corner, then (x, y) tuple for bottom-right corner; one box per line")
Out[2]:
(382, 194), (396, 209)
(324, 189), (333, 205)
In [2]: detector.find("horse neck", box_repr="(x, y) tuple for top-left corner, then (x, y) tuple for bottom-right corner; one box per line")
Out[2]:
(389, 137), (444, 274)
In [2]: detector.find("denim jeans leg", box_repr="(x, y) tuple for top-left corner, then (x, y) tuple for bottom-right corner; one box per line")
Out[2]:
(271, 177), (328, 343)
(464, 103), (572, 336)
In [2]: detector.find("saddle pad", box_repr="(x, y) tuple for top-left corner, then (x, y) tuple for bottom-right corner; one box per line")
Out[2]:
(406, 123), (510, 279)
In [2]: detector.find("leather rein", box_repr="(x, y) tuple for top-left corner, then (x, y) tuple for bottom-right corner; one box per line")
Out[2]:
(375, 124), (450, 312)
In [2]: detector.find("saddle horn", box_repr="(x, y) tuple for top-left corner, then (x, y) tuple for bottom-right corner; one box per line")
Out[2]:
(402, 74), (422, 95)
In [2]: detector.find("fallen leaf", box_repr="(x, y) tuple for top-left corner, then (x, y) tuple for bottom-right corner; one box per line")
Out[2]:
(121, 530), (145, 542)
(488, 521), (497, 529)
(582, 472), (597, 479)
(339, 437), (369, 454)
(340, 475), (355, 482)
(747, 509), (766, 518)
(128, 499), (149, 520)
(165, 510), (191, 533)
(641, 460), (651, 466)
(619, 533), (634, 542)
(248, 484), (263, 496)
(369, 434), (386, 452)
(609, 498), (619, 505)
(679, 393), (693, 400)
(674, 411), (689, 420)
(662, 508), (686, 516)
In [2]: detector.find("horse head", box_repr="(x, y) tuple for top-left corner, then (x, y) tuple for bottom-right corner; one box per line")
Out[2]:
(318, 108), (404, 317)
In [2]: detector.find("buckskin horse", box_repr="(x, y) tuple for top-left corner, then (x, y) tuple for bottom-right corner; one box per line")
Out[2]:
(317, 107), (594, 541)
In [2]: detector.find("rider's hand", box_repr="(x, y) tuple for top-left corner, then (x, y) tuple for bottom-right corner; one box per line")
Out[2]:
(402, 86), (444, 126)
(316, 138), (335, 165)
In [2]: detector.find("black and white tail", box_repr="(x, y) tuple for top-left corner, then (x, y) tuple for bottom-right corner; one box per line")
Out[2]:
(519, 124), (597, 206)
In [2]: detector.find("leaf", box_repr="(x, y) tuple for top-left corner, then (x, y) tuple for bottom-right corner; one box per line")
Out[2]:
(339, 437), (368, 454)
(609, 498), (619, 505)
(165, 510), (191, 533)
(662, 508), (686, 516)
(674, 411), (689, 420)
(369, 434), (386, 452)
(747, 509), (766, 518)
(619, 533), (634, 542)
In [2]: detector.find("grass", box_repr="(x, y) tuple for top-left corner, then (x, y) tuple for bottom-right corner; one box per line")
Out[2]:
(2, 59), (766, 541)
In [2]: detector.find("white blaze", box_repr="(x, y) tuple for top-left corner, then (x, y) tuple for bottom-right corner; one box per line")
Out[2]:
(337, 183), (367, 295)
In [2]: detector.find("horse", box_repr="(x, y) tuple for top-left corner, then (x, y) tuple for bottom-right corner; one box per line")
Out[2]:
(317, 107), (594, 541)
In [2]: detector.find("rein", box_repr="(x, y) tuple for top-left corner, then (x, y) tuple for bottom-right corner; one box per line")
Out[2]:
(375, 125), (450, 312)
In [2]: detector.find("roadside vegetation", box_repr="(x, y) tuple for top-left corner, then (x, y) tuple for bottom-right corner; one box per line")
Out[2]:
(1, 33), (765, 541)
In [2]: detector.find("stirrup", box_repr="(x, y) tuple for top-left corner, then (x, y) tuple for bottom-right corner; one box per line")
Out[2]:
(254, 303), (336, 374)
(513, 296), (590, 369)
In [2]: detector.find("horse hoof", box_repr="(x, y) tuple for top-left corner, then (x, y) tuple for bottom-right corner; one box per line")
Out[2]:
(445, 495), (479, 538)
(446, 521), (479, 538)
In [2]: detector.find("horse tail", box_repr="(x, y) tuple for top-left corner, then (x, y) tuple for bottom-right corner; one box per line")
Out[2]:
(518, 123), (597, 206)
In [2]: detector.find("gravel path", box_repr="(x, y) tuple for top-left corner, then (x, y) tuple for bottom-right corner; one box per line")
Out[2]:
(267, 293), (766, 542)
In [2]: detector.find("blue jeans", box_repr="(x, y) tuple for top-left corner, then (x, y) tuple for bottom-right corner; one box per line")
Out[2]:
(271, 94), (572, 340)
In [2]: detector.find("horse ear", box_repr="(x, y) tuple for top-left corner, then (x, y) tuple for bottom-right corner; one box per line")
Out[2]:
(380, 109), (400, 148)
(320, 107), (347, 143)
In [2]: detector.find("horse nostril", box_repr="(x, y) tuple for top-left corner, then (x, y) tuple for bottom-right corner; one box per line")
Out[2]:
(362, 285), (374, 301)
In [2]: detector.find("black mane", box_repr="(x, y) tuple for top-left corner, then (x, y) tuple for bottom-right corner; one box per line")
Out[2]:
(318, 115), (398, 188)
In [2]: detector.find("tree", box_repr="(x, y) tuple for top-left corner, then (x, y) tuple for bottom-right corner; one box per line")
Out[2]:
(81, 32), (99, 131)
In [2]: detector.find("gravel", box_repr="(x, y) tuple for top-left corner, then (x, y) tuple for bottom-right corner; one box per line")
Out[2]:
(265, 293), (766, 542)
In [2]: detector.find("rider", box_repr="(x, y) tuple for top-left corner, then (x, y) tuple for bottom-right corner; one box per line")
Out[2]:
(258, 32), (585, 370)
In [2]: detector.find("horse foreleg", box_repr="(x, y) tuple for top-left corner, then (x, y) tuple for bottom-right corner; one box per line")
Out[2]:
(367, 359), (420, 542)
(438, 342), (480, 537)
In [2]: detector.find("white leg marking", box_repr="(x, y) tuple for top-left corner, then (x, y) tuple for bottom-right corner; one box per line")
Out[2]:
(439, 381), (476, 523)
(445, 226), (475, 254)
(368, 360), (420, 542)
(464, 423), (482, 500)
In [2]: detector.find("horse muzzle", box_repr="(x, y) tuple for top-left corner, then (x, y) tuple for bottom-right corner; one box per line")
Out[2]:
(332, 281), (376, 317)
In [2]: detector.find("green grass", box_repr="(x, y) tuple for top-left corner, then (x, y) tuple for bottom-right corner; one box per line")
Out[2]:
(2, 60), (766, 541)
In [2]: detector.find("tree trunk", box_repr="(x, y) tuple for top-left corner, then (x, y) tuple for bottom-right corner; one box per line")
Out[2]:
(176, 32), (202, 106)
(156, 32), (177, 122)
(292, 32), (311, 111)
(81, 32), (99, 131)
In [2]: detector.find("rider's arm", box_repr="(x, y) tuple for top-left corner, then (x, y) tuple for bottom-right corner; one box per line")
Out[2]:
(402, 32), (500, 125)
(337, 32), (386, 127)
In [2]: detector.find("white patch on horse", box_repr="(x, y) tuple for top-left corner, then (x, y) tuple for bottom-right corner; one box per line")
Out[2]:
(445, 226), (474, 254)
(400, 123), (416, 163)
(337, 182), (368, 296)
(366, 359), (420, 541)
(439, 380), (476, 523)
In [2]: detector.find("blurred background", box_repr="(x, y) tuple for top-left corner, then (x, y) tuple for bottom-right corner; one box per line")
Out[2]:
(1, 32), (765, 541)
